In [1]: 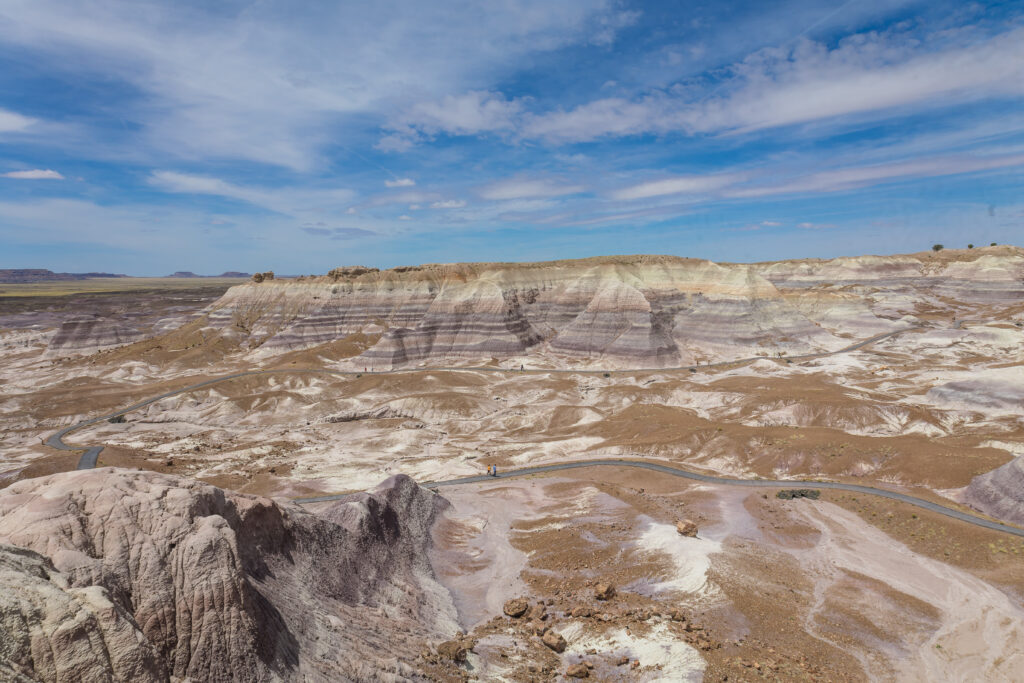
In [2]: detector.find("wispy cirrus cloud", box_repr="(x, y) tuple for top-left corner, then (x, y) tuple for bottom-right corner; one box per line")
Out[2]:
(1, 168), (63, 179)
(384, 24), (1024, 147)
(611, 173), (745, 200)
(149, 170), (354, 217)
(301, 225), (377, 239)
(430, 199), (467, 209)
(0, 0), (632, 168)
(478, 178), (585, 200)
(727, 152), (1024, 198)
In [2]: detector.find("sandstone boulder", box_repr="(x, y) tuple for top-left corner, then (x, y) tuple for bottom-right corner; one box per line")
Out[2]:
(594, 582), (616, 600)
(542, 630), (567, 653)
(566, 662), (590, 678)
(503, 597), (530, 618)
(676, 519), (698, 537)
(436, 640), (468, 662)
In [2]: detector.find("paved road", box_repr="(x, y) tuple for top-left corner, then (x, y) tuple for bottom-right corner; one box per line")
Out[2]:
(295, 458), (1024, 538)
(43, 320), (1024, 538)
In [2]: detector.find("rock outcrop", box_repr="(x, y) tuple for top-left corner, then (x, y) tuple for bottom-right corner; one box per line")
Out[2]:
(0, 468), (457, 681)
(0, 543), (165, 682)
(196, 248), (1024, 369)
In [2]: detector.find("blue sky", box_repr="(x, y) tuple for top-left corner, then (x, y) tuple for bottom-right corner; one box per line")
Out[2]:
(0, 0), (1022, 274)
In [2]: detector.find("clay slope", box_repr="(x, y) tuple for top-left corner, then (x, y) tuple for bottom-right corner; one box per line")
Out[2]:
(192, 248), (1023, 369)
(0, 468), (456, 682)
(965, 456), (1024, 526)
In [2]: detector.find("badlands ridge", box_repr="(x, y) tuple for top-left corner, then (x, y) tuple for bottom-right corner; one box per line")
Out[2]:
(1, 247), (1023, 681)
(200, 249), (1024, 368)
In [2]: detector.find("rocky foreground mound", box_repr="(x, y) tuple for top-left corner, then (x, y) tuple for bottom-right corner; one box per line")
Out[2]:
(0, 468), (456, 682)
(194, 248), (1023, 369)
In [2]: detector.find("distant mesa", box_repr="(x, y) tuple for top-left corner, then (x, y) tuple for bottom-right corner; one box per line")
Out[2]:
(0, 269), (127, 283)
(166, 271), (251, 278)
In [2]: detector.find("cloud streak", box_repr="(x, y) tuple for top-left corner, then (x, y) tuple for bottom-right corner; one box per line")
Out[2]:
(478, 178), (585, 200)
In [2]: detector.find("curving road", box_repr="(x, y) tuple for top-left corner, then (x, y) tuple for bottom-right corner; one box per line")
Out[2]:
(293, 459), (1024, 538)
(42, 321), (1024, 538)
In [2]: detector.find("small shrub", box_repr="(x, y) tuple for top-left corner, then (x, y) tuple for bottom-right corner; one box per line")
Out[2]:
(777, 488), (821, 500)
(991, 242), (997, 246)
(932, 244), (944, 252)
(603, 372), (610, 378)
(968, 243), (974, 249)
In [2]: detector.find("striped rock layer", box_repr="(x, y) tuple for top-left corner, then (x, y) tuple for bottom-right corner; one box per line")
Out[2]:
(201, 248), (1024, 369)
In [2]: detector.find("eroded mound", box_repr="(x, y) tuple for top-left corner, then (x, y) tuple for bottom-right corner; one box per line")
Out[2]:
(0, 468), (456, 682)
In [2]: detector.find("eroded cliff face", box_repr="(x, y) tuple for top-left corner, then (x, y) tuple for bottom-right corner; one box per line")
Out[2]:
(0, 469), (457, 682)
(197, 248), (1024, 369)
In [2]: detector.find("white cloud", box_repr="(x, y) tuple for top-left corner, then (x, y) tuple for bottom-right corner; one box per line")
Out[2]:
(382, 91), (526, 149)
(0, 108), (37, 133)
(385, 177), (415, 187)
(430, 199), (466, 209)
(796, 222), (835, 229)
(345, 207), (357, 214)
(1, 168), (64, 179)
(398, 214), (412, 220)
(761, 220), (781, 226)
(478, 178), (585, 200)
(611, 173), (744, 200)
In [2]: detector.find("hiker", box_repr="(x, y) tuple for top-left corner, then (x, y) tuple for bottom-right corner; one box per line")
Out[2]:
(492, 465), (498, 477)
(520, 364), (524, 372)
